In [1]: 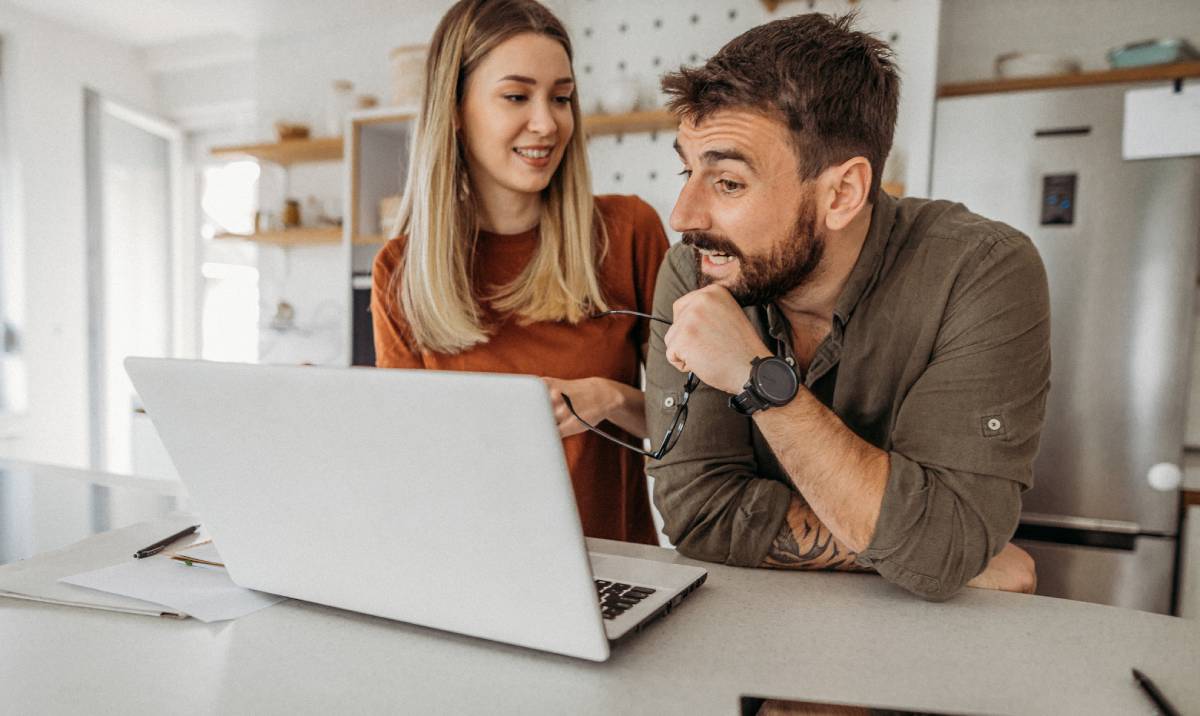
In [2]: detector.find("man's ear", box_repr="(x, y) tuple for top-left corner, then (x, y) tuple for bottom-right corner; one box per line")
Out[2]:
(821, 157), (872, 232)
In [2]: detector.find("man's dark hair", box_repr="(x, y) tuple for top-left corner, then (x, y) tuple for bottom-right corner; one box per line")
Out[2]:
(661, 13), (899, 197)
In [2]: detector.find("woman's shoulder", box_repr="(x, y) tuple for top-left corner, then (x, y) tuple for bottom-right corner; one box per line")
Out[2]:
(594, 194), (659, 229)
(372, 235), (408, 276)
(595, 193), (667, 243)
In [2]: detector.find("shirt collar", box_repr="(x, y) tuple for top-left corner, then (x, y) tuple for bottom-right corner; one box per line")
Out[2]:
(832, 188), (898, 326)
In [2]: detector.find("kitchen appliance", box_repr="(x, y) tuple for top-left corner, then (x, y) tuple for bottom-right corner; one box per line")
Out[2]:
(931, 83), (1200, 614)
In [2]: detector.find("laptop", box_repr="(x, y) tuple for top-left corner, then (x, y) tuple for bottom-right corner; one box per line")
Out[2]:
(125, 358), (707, 661)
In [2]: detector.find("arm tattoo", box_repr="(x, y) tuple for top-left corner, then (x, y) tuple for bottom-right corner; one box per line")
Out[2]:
(762, 499), (873, 572)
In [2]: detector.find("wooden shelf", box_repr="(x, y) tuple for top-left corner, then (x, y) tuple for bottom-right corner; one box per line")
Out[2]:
(216, 228), (341, 246)
(938, 60), (1200, 98)
(583, 110), (677, 137)
(352, 233), (389, 246)
(212, 111), (676, 168)
(761, 0), (859, 12)
(211, 137), (343, 165)
(881, 181), (904, 197)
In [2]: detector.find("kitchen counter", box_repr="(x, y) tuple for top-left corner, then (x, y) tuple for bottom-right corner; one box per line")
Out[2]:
(2, 460), (1198, 714)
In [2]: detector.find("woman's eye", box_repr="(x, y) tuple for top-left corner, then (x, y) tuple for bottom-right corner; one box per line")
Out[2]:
(554, 95), (573, 104)
(717, 179), (744, 193)
(503, 94), (527, 103)
(677, 169), (693, 181)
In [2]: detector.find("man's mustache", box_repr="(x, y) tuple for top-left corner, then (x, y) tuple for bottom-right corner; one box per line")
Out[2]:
(681, 232), (743, 261)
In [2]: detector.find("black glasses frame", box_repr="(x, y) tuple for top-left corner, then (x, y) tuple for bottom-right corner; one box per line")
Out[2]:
(560, 310), (698, 460)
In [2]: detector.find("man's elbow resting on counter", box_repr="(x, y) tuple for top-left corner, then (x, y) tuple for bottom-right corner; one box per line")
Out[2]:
(667, 527), (766, 569)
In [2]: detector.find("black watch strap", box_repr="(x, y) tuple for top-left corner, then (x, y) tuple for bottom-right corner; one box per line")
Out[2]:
(729, 384), (770, 415)
(729, 356), (799, 416)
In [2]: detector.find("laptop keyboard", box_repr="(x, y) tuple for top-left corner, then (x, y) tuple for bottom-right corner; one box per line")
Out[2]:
(595, 579), (656, 620)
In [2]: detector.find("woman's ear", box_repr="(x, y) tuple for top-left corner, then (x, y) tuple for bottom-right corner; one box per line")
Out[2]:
(821, 157), (872, 232)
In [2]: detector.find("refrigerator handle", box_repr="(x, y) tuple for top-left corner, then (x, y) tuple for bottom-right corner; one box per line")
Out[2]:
(1146, 462), (1182, 492)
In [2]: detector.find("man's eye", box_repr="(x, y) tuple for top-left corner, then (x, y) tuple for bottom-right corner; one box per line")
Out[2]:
(717, 179), (744, 193)
(677, 169), (693, 180)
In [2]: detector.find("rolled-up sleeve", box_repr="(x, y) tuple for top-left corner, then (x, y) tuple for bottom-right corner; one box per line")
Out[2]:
(856, 233), (1051, 600)
(645, 245), (793, 566)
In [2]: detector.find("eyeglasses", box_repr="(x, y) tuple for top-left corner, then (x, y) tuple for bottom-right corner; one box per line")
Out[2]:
(559, 310), (699, 460)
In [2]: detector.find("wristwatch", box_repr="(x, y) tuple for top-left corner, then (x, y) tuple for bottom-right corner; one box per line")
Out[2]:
(729, 356), (799, 416)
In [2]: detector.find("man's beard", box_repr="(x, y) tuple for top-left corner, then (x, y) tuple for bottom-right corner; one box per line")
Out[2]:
(684, 197), (825, 306)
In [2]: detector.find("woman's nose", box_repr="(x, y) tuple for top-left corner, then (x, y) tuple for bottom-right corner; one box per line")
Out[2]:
(526, 99), (557, 137)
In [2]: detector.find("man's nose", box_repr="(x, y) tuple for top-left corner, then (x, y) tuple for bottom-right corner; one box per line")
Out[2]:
(669, 176), (710, 234)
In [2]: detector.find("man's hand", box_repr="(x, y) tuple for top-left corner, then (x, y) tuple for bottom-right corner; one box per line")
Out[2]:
(664, 285), (773, 394)
(966, 542), (1037, 594)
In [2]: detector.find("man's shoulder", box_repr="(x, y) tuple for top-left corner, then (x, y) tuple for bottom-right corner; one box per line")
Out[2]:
(658, 242), (698, 292)
(894, 196), (1034, 260)
(887, 197), (1045, 290)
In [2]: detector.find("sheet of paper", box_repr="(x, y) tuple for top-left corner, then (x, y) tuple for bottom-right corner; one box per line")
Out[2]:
(61, 556), (286, 623)
(0, 515), (197, 617)
(1123, 83), (1200, 160)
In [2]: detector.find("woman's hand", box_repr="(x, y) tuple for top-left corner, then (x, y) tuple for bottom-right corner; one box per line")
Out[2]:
(541, 377), (647, 439)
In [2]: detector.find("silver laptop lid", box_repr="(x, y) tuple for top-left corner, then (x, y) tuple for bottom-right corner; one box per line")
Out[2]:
(126, 358), (610, 661)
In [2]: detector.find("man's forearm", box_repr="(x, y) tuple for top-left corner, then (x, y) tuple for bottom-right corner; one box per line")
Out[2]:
(762, 495), (873, 571)
(754, 388), (889, 553)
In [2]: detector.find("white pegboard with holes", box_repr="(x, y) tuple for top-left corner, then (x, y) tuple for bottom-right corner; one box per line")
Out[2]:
(555, 0), (942, 240)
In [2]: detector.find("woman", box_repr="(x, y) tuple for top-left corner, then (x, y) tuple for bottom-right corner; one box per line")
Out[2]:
(372, 0), (668, 544)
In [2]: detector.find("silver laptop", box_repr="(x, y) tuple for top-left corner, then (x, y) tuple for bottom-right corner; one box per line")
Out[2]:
(125, 357), (706, 661)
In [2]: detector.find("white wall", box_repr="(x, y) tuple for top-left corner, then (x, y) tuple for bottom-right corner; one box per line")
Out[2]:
(565, 0), (942, 230)
(247, 3), (455, 365)
(229, 0), (943, 365)
(939, 0), (1200, 84)
(0, 0), (946, 460)
(0, 2), (158, 467)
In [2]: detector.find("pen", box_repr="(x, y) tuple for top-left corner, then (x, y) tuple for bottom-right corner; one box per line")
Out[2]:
(132, 524), (200, 559)
(1132, 668), (1180, 716)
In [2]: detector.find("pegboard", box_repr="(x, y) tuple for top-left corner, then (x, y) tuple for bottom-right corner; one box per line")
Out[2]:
(561, 0), (942, 239)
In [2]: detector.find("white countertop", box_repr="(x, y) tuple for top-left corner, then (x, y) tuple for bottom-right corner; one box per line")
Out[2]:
(1, 460), (1197, 715)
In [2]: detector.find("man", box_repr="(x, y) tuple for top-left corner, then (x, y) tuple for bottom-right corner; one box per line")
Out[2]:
(644, 13), (1049, 600)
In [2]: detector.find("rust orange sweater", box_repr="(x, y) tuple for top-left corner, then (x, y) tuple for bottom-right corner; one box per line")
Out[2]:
(370, 195), (669, 545)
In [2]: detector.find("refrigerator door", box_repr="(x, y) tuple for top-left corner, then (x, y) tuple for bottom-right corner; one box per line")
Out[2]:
(1014, 534), (1176, 614)
(931, 84), (1200, 535)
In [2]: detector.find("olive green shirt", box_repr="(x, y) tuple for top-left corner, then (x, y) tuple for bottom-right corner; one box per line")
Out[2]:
(645, 191), (1051, 601)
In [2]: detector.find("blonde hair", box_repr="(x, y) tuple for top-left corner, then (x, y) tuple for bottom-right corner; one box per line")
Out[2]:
(392, 0), (608, 354)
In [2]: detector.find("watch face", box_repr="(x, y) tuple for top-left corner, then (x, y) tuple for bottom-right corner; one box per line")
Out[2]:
(755, 358), (798, 403)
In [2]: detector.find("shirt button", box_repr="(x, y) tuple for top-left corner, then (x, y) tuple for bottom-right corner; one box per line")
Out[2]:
(987, 418), (1002, 431)
(664, 396), (676, 408)
(785, 357), (795, 366)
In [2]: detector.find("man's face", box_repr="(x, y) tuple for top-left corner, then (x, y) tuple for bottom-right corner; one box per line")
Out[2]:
(670, 110), (824, 305)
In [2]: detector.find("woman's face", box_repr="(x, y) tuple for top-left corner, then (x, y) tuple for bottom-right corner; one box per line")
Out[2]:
(458, 32), (576, 205)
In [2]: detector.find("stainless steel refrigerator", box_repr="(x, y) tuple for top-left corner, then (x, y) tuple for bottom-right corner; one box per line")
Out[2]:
(930, 83), (1200, 614)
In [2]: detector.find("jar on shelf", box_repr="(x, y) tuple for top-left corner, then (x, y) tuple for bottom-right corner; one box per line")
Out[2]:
(325, 80), (355, 137)
(389, 45), (427, 108)
(282, 199), (301, 229)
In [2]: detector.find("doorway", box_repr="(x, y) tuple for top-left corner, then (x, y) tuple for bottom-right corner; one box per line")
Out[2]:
(84, 90), (185, 473)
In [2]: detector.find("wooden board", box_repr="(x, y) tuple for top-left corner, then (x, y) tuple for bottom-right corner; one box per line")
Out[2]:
(939, 61), (1200, 98)
(215, 228), (341, 246)
(583, 110), (678, 137)
(211, 137), (343, 165)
